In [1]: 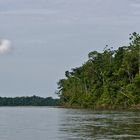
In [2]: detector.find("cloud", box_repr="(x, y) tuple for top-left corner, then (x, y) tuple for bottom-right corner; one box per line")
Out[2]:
(0, 39), (12, 54)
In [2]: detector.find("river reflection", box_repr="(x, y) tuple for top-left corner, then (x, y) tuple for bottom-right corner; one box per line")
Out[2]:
(59, 109), (140, 140)
(0, 107), (139, 140)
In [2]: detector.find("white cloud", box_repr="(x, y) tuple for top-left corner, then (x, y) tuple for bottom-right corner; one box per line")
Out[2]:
(0, 39), (12, 54)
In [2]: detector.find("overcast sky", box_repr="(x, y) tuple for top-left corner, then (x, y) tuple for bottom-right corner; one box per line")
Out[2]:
(0, 0), (140, 97)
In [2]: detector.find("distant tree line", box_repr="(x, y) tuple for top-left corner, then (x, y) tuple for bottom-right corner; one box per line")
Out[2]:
(0, 95), (61, 106)
(57, 32), (140, 109)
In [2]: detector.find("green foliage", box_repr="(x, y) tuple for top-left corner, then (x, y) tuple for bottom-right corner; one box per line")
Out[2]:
(0, 95), (61, 106)
(57, 33), (140, 109)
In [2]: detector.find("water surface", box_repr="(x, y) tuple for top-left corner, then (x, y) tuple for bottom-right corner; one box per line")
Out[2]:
(0, 107), (140, 140)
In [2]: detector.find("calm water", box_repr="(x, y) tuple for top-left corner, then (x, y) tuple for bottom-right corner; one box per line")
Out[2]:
(0, 107), (140, 140)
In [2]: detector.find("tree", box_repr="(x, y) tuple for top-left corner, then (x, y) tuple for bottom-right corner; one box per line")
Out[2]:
(57, 33), (140, 108)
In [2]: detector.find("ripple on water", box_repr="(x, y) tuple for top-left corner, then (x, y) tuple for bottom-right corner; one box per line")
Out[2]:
(0, 107), (140, 140)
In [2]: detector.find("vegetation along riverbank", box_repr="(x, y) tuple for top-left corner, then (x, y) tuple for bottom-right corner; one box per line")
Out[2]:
(0, 95), (61, 106)
(57, 32), (140, 110)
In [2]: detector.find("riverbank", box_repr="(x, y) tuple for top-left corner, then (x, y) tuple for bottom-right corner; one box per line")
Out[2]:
(0, 96), (61, 106)
(62, 103), (140, 111)
(130, 104), (140, 110)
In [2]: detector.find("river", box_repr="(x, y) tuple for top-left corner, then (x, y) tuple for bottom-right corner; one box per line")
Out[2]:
(0, 107), (139, 140)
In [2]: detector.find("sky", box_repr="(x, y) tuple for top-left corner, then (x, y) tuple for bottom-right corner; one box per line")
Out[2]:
(0, 0), (140, 97)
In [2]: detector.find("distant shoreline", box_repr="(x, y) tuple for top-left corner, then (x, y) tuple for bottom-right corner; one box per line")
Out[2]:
(0, 95), (61, 106)
(0, 95), (139, 111)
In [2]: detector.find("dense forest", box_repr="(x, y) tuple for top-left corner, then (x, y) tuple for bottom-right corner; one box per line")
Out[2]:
(0, 95), (61, 106)
(57, 32), (140, 109)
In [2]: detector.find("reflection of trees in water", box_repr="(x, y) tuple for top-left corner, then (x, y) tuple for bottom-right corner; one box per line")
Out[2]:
(60, 110), (140, 139)
(87, 119), (140, 139)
